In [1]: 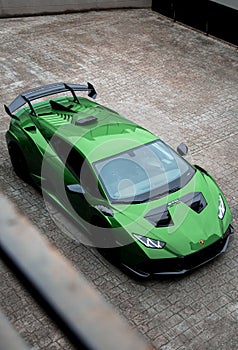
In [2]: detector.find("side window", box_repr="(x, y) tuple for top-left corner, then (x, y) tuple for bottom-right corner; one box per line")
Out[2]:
(80, 160), (103, 198)
(50, 136), (72, 164)
(50, 136), (84, 179)
(66, 147), (84, 179)
(50, 136), (102, 198)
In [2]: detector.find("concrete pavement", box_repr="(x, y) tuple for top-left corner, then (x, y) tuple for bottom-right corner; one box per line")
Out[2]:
(0, 9), (238, 349)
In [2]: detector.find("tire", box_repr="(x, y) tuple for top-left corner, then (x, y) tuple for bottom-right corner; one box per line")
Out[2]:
(8, 143), (31, 183)
(93, 216), (121, 263)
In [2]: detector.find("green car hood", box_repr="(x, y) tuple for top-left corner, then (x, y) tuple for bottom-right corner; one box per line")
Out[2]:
(111, 169), (232, 259)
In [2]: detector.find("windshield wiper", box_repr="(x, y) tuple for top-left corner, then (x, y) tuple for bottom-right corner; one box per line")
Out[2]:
(130, 198), (150, 204)
(117, 186), (181, 204)
(168, 186), (181, 194)
(134, 186), (181, 203)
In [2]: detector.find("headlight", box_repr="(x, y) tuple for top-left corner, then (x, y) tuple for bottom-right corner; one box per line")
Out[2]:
(133, 234), (166, 249)
(218, 195), (226, 219)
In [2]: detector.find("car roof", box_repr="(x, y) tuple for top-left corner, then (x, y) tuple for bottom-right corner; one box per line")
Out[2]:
(65, 121), (158, 163)
(30, 97), (158, 163)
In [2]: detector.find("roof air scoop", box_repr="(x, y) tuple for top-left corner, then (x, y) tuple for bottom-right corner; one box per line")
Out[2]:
(75, 116), (98, 126)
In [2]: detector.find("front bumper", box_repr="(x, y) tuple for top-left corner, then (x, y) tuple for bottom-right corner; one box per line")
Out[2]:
(121, 224), (234, 278)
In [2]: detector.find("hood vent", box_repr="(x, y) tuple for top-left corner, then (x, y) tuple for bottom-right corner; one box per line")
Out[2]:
(145, 192), (207, 227)
(75, 116), (98, 126)
(145, 205), (174, 228)
(180, 192), (207, 214)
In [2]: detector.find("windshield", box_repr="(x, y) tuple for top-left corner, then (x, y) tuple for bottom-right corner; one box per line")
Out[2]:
(93, 140), (195, 204)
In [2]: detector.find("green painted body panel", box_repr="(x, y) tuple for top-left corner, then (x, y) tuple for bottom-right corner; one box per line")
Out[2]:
(5, 91), (233, 276)
(20, 97), (157, 162)
(111, 170), (232, 259)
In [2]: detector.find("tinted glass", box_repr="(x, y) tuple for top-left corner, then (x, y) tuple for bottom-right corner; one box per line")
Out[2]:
(93, 140), (195, 204)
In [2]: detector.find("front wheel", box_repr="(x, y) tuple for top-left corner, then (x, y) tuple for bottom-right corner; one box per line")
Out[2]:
(92, 216), (121, 263)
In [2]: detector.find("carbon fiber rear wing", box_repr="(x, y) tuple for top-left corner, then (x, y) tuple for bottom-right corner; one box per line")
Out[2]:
(4, 82), (97, 119)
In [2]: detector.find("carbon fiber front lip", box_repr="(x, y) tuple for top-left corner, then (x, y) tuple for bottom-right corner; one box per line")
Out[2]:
(153, 235), (231, 276)
(121, 225), (234, 278)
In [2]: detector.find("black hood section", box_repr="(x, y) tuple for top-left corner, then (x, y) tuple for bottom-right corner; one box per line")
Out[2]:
(145, 204), (174, 228)
(179, 192), (207, 214)
(145, 192), (207, 227)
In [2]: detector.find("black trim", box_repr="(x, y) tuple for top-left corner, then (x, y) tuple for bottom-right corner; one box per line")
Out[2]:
(145, 192), (207, 227)
(5, 82), (97, 118)
(194, 164), (209, 176)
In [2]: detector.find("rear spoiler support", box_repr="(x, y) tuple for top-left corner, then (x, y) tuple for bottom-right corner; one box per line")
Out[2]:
(64, 83), (80, 104)
(21, 95), (37, 117)
(4, 82), (97, 118)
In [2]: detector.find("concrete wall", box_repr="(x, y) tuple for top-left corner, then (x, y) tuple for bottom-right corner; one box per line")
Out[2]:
(0, 0), (151, 17)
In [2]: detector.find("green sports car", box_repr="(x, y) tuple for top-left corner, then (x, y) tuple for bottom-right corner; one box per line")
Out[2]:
(5, 82), (234, 278)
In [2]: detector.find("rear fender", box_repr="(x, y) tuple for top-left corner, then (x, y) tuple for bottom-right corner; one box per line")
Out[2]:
(6, 126), (46, 183)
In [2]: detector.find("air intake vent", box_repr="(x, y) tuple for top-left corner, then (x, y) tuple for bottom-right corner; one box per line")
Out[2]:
(75, 116), (98, 126)
(145, 205), (174, 228)
(180, 192), (207, 214)
(145, 192), (207, 227)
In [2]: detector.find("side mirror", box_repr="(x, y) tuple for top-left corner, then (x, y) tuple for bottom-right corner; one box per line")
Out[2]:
(177, 143), (188, 156)
(95, 205), (114, 217)
(66, 184), (85, 194)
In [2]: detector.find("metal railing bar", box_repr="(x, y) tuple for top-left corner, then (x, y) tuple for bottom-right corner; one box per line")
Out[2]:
(0, 193), (153, 350)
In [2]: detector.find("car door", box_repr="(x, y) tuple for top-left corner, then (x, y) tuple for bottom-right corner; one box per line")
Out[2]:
(42, 136), (89, 222)
(65, 146), (117, 246)
(64, 145), (94, 224)
(43, 135), (111, 244)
